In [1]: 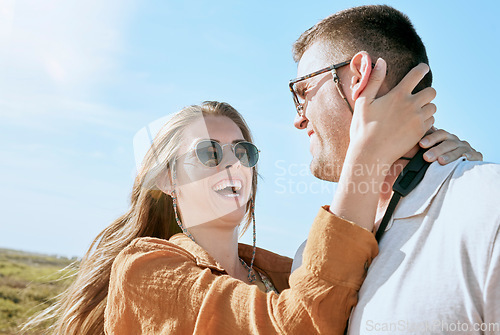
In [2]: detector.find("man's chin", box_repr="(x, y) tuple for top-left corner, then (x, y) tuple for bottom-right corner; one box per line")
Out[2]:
(310, 158), (341, 182)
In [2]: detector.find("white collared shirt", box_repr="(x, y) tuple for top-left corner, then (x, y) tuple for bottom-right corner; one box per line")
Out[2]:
(347, 158), (500, 334)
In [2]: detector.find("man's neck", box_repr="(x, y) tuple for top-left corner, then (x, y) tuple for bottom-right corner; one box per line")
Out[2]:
(374, 145), (420, 231)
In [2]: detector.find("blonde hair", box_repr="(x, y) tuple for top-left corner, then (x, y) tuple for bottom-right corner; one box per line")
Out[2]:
(23, 101), (257, 334)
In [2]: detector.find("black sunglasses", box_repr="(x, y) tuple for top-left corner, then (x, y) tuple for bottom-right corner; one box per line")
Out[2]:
(189, 140), (260, 168)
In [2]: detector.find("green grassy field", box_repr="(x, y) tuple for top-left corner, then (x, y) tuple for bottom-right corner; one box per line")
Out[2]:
(0, 248), (77, 335)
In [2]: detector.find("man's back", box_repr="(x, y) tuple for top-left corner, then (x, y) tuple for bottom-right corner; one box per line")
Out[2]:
(348, 158), (500, 335)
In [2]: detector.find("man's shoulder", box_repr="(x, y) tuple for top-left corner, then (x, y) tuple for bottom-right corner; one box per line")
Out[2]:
(438, 160), (500, 231)
(436, 161), (500, 264)
(450, 160), (500, 181)
(446, 160), (500, 198)
(409, 160), (500, 235)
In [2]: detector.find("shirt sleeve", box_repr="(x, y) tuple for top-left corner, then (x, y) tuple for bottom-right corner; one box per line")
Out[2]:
(104, 206), (378, 335)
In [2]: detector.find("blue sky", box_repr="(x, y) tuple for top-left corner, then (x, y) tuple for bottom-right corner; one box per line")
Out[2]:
(1, 0), (499, 258)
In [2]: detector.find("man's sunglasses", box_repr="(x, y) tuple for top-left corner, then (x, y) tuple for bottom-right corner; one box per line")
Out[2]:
(187, 140), (260, 168)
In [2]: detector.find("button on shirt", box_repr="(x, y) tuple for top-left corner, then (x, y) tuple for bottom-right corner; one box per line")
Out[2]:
(348, 158), (500, 335)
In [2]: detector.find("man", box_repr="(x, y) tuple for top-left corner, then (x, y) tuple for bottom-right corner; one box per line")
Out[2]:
(290, 5), (500, 334)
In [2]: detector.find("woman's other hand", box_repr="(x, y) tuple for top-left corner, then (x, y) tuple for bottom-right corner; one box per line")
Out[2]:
(419, 128), (483, 165)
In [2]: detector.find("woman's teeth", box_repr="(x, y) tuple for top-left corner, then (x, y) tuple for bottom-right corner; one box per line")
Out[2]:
(212, 180), (242, 192)
(212, 180), (242, 197)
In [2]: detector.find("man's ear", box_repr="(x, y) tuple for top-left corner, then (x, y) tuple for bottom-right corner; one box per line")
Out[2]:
(350, 51), (373, 101)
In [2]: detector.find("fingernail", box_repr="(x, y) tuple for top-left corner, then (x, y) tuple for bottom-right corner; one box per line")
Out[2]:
(440, 155), (449, 163)
(375, 58), (382, 70)
(424, 152), (435, 160)
(420, 138), (429, 146)
(421, 63), (430, 73)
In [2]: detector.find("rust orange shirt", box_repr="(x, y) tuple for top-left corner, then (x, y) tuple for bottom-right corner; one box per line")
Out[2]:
(104, 206), (378, 334)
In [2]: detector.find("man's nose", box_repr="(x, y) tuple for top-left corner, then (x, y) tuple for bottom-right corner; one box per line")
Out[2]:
(294, 113), (308, 129)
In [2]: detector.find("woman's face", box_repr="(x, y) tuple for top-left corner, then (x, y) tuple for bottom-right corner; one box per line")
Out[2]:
(173, 115), (254, 229)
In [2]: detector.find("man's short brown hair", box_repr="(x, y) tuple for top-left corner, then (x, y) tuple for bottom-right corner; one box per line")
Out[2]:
(293, 5), (432, 92)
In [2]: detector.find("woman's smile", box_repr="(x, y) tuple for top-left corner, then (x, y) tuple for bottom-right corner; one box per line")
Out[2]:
(212, 178), (243, 198)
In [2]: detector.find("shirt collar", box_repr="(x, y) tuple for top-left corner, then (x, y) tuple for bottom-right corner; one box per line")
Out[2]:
(169, 233), (227, 272)
(169, 233), (292, 277)
(392, 157), (466, 220)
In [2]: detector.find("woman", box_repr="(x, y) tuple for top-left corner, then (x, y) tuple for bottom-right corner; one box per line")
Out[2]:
(24, 61), (480, 334)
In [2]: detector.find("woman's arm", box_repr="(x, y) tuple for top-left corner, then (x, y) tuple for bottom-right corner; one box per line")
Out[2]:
(331, 59), (482, 229)
(331, 60), (436, 230)
(105, 222), (377, 335)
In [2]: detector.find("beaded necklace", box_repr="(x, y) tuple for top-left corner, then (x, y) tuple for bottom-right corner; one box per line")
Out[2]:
(239, 198), (257, 283)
